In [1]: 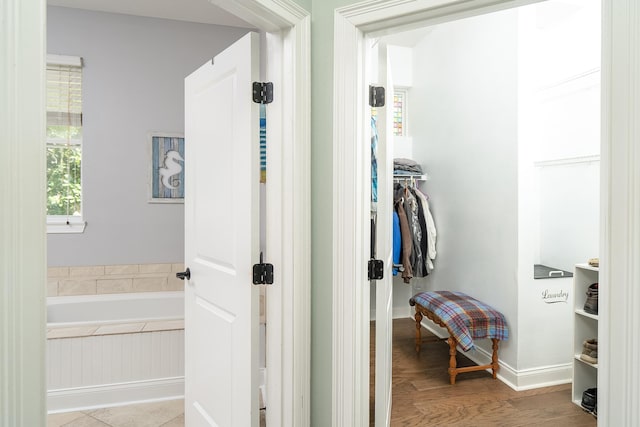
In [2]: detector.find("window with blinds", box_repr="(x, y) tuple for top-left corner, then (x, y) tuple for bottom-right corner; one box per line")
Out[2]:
(46, 55), (83, 221)
(393, 89), (406, 137)
(370, 88), (407, 137)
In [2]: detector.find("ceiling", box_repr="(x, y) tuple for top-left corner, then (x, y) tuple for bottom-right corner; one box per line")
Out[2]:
(380, 27), (433, 48)
(48, 0), (253, 28)
(377, 0), (588, 47)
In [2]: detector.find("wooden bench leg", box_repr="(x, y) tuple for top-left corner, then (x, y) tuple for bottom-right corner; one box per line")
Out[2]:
(491, 338), (499, 379)
(447, 337), (458, 385)
(414, 310), (423, 354)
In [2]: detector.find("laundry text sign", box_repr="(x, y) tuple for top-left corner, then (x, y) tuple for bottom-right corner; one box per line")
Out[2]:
(541, 289), (569, 304)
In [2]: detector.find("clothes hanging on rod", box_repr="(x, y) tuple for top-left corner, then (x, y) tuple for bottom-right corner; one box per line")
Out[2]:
(392, 210), (401, 276)
(403, 185), (424, 277)
(395, 194), (413, 283)
(392, 175), (437, 282)
(414, 187), (437, 273)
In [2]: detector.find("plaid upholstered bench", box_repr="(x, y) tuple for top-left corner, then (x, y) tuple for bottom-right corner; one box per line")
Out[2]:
(409, 291), (509, 385)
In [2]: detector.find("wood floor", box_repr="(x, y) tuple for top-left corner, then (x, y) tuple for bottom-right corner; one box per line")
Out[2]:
(370, 318), (597, 426)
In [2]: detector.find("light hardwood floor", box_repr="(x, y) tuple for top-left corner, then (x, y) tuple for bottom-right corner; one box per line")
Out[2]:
(371, 318), (597, 426)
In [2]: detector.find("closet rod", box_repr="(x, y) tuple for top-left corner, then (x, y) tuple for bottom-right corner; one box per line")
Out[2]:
(393, 174), (428, 182)
(393, 175), (429, 183)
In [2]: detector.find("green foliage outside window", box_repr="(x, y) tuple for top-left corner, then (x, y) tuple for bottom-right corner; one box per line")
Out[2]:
(47, 125), (82, 216)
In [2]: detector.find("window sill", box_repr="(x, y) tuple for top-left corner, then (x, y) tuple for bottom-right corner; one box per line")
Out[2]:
(47, 219), (87, 234)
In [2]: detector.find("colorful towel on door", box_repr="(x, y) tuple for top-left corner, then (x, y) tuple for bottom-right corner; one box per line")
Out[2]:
(260, 104), (267, 183)
(410, 291), (509, 351)
(371, 115), (378, 211)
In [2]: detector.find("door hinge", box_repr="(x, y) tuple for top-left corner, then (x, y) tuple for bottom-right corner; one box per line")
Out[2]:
(368, 259), (384, 281)
(253, 252), (274, 285)
(253, 82), (273, 104)
(369, 85), (385, 107)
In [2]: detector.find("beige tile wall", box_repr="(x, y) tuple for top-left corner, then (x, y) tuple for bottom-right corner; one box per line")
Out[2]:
(48, 263), (267, 324)
(47, 263), (185, 296)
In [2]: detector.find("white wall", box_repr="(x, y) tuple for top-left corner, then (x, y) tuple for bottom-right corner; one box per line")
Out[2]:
(369, 280), (413, 320)
(408, 9), (520, 368)
(47, 7), (251, 267)
(537, 161), (599, 271)
(516, 0), (600, 375)
(388, 46), (414, 160)
(518, 0), (600, 272)
(387, 46), (412, 88)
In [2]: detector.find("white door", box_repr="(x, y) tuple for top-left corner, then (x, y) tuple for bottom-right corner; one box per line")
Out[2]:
(184, 32), (261, 427)
(373, 43), (394, 427)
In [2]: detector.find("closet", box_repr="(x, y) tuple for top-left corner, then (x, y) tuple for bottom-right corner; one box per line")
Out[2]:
(370, 0), (600, 389)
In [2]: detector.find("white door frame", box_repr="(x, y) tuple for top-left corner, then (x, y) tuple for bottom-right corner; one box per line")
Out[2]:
(372, 42), (394, 427)
(1, 0), (310, 426)
(332, 0), (640, 425)
(0, 0), (48, 425)
(208, 3), (311, 426)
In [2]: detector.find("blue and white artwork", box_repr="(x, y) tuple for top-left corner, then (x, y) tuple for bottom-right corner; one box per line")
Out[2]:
(151, 135), (185, 201)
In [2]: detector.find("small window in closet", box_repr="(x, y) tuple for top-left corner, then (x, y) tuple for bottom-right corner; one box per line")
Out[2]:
(393, 88), (407, 136)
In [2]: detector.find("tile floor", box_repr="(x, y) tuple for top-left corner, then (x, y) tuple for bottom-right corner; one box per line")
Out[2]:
(48, 400), (267, 427)
(47, 400), (184, 427)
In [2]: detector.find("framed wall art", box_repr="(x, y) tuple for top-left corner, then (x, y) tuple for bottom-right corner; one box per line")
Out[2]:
(149, 133), (185, 203)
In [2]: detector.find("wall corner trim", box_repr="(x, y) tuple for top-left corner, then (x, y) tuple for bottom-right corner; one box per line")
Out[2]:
(0, 0), (48, 425)
(598, 0), (640, 424)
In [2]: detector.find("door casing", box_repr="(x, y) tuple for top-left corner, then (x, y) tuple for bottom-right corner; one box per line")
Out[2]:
(332, 0), (639, 425)
(0, 1), (310, 426)
(185, 2), (312, 425)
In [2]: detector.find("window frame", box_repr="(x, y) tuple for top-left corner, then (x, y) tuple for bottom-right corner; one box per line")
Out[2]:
(392, 86), (409, 137)
(46, 54), (86, 234)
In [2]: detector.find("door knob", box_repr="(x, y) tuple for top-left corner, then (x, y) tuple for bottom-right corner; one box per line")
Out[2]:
(176, 268), (191, 280)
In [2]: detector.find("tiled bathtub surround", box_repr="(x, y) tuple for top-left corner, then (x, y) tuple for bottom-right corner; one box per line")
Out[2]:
(46, 319), (185, 339)
(48, 263), (185, 296)
(48, 263), (268, 324)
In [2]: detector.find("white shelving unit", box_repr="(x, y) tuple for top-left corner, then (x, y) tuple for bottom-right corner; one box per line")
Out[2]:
(571, 263), (599, 409)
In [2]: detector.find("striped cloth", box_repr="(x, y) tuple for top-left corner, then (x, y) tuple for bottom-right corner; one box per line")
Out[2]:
(410, 291), (509, 352)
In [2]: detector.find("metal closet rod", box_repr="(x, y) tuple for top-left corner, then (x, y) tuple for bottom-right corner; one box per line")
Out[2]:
(393, 174), (428, 182)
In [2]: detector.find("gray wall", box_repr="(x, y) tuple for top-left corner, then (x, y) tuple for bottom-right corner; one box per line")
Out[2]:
(47, 7), (251, 267)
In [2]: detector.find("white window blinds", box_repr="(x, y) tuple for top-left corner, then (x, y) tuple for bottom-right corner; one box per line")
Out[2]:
(46, 56), (82, 128)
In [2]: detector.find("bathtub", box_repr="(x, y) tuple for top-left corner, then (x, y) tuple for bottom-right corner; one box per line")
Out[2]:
(47, 292), (185, 413)
(47, 291), (184, 326)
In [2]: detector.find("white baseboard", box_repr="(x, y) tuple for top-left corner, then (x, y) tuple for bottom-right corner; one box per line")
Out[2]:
(371, 306), (413, 321)
(419, 321), (572, 391)
(465, 345), (572, 391)
(393, 306), (411, 319)
(47, 377), (184, 414)
(259, 367), (267, 408)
